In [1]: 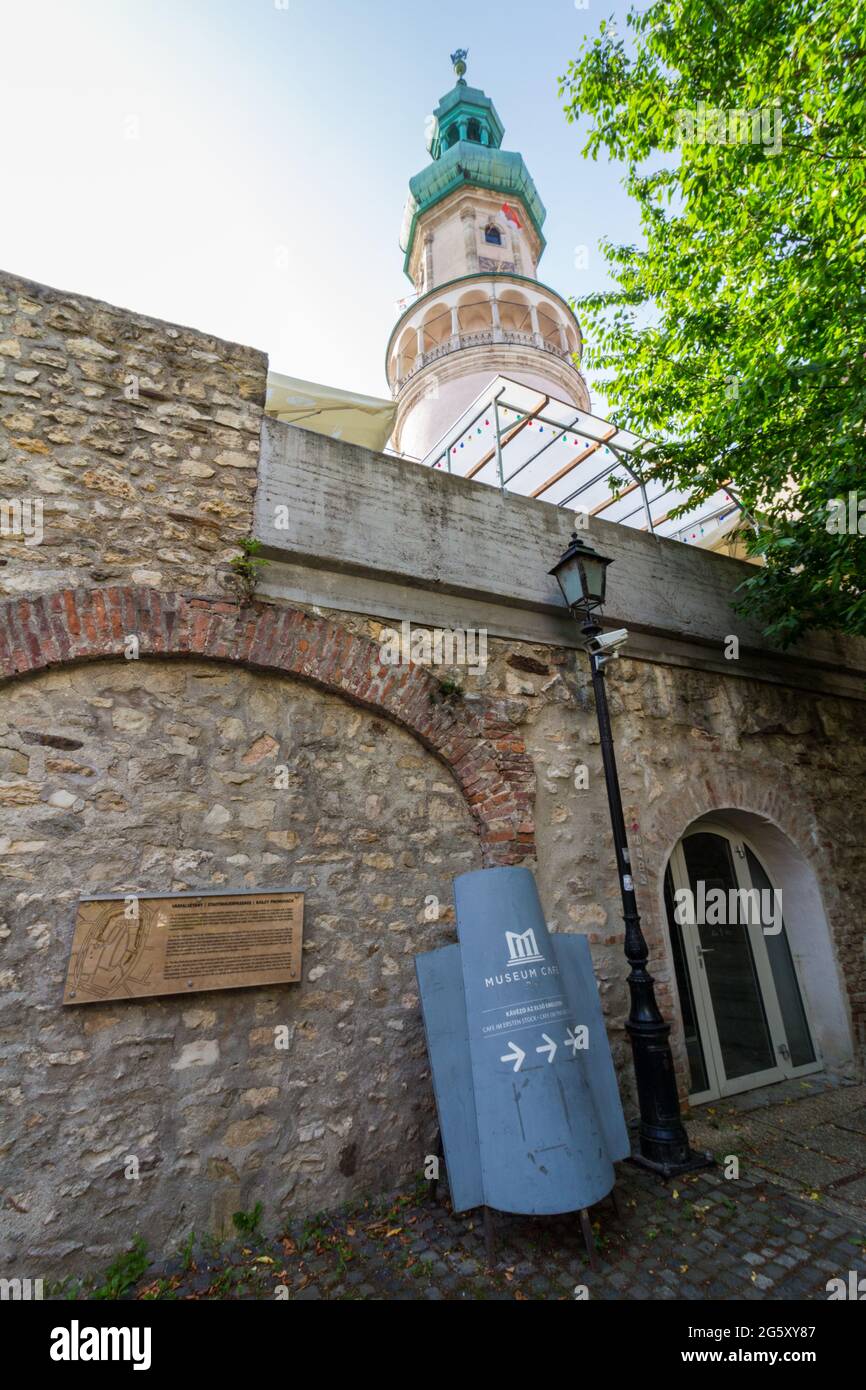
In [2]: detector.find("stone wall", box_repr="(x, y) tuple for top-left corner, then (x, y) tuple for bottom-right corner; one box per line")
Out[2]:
(519, 644), (866, 1086)
(261, 606), (866, 1103)
(0, 657), (480, 1273)
(0, 270), (268, 597)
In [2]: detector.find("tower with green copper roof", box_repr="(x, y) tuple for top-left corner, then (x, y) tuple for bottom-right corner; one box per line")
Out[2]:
(387, 51), (589, 462)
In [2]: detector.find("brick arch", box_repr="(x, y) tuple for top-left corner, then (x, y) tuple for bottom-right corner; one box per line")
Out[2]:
(635, 763), (830, 985)
(0, 587), (535, 865)
(644, 767), (824, 893)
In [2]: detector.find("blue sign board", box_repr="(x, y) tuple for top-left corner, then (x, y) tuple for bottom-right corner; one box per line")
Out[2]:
(416, 866), (630, 1215)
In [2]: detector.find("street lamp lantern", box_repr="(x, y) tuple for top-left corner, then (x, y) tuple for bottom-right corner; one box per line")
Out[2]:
(551, 529), (712, 1178)
(549, 531), (612, 616)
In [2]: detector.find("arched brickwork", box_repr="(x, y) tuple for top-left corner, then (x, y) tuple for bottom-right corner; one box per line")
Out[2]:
(0, 587), (535, 864)
(646, 769), (824, 885)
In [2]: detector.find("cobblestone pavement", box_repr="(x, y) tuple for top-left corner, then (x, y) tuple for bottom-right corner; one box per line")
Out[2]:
(54, 1154), (865, 1301)
(686, 1077), (866, 1224)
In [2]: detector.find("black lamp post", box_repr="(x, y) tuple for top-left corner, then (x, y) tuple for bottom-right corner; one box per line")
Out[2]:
(550, 531), (711, 1177)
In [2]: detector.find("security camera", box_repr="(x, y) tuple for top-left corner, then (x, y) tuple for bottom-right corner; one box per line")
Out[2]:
(585, 627), (629, 664)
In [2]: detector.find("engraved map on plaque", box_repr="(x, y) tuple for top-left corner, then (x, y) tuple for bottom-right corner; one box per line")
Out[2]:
(63, 890), (304, 1005)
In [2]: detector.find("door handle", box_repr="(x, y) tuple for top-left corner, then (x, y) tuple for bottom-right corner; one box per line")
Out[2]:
(696, 945), (714, 971)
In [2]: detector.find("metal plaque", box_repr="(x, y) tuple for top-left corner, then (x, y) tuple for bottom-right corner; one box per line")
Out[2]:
(416, 866), (630, 1215)
(63, 888), (304, 1005)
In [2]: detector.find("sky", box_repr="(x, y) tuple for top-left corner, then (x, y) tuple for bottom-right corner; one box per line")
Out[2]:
(0, 0), (649, 404)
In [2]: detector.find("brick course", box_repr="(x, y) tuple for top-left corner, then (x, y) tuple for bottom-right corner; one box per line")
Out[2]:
(0, 585), (536, 865)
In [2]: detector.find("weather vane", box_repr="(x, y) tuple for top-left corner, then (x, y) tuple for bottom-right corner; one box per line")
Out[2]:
(450, 49), (468, 83)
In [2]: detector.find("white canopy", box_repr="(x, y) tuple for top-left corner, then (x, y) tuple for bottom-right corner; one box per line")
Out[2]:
(266, 371), (397, 454)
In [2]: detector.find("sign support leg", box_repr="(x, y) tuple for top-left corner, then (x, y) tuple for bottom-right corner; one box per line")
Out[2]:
(483, 1206), (496, 1267)
(579, 1207), (599, 1272)
(430, 1130), (445, 1203)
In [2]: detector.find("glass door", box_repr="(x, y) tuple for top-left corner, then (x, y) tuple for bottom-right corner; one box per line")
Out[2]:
(665, 825), (820, 1102)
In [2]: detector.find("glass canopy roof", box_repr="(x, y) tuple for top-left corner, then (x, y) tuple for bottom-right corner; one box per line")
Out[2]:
(415, 376), (748, 549)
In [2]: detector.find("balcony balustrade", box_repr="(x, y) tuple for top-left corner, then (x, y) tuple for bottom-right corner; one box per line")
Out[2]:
(394, 326), (575, 391)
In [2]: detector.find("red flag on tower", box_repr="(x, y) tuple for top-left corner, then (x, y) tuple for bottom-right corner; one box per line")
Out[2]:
(498, 202), (522, 231)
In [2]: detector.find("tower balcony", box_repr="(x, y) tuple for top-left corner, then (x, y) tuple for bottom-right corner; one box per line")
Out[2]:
(395, 325), (574, 391)
(385, 272), (584, 397)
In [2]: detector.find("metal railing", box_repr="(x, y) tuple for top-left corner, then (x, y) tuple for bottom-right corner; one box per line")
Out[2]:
(394, 329), (574, 390)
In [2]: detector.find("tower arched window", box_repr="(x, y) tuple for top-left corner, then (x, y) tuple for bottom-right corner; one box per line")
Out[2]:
(467, 119), (481, 143)
(484, 224), (502, 246)
(445, 127), (459, 149)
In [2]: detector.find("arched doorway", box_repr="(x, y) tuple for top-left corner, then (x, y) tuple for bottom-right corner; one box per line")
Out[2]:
(663, 819), (823, 1103)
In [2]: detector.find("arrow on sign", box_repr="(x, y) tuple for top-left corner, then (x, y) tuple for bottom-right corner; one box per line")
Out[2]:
(564, 1027), (581, 1057)
(500, 1041), (525, 1072)
(536, 1033), (557, 1063)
